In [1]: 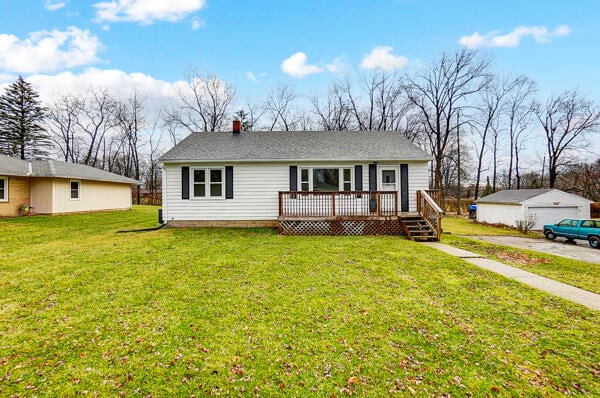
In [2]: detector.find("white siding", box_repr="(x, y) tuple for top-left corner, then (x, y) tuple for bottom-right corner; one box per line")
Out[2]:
(477, 203), (523, 226)
(30, 178), (53, 214)
(33, 178), (132, 214)
(522, 190), (591, 221)
(163, 162), (289, 221)
(162, 160), (430, 222)
(478, 189), (592, 229)
(406, 161), (429, 212)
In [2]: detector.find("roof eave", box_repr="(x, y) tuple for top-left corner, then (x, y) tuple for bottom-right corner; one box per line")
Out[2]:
(159, 157), (433, 164)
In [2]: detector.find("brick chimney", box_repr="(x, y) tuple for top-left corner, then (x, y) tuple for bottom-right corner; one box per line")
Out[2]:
(232, 119), (241, 134)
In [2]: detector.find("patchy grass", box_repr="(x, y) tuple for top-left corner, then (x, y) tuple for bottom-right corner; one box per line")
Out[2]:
(1, 207), (599, 396)
(442, 214), (600, 294)
(442, 234), (600, 295)
(442, 215), (542, 237)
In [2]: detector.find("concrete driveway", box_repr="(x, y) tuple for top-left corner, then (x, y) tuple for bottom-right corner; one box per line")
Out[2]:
(467, 236), (600, 265)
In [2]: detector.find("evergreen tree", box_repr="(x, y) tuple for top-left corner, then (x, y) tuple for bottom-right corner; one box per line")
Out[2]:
(0, 76), (50, 159)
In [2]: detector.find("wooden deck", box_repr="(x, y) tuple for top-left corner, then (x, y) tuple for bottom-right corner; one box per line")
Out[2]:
(278, 190), (442, 239)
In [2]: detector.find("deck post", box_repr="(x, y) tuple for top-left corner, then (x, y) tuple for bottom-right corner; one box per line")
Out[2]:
(331, 192), (336, 217)
(278, 192), (283, 217)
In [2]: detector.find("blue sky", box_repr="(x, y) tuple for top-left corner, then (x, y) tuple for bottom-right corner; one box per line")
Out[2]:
(1, 0), (599, 107)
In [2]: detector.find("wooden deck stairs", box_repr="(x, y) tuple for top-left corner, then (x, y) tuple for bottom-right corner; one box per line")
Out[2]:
(402, 214), (438, 241)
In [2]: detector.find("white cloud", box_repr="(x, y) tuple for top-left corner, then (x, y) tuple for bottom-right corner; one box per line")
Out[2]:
(191, 17), (204, 30)
(44, 1), (66, 11)
(12, 68), (185, 103)
(325, 57), (347, 73)
(0, 68), (189, 121)
(553, 24), (571, 36)
(360, 46), (408, 71)
(94, 0), (206, 25)
(281, 52), (323, 78)
(0, 27), (101, 74)
(245, 72), (256, 81)
(459, 24), (570, 49)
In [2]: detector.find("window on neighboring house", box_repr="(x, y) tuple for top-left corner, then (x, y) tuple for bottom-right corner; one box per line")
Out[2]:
(299, 167), (353, 192)
(70, 180), (80, 200)
(192, 168), (223, 198)
(0, 177), (7, 201)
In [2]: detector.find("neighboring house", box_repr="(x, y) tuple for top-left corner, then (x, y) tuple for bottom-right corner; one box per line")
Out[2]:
(0, 154), (138, 216)
(476, 189), (593, 230)
(159, 124), (441, 238)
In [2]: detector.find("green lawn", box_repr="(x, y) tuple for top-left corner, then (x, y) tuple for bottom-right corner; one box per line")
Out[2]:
(1, 207), (599, 396)
(442, 215), (600, 294)
(442, 215), (542, 237)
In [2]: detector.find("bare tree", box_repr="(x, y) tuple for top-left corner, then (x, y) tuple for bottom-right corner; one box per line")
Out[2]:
(234, 100), (264, 132)
(311, 81), (353, 131)
(76, 89), (117, 168)
(143, 110), (164, 205)
(112, 91), (144, 187)
(264, 84), (301, 131)
(505, 76), (536, 189)
(556, 159), (600, 201)
(166, 71), (236, 133)
(533, 89), (600, 188)
(343, 72), (410, 131)
(471, 76), (516, 198)
(47, 95), (84, 162)
(405, 49), (492, 192)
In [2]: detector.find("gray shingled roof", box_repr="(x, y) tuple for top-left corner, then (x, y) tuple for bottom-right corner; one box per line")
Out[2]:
(0, 154), (137, 184)
(476, 189), (554, 204)
(0, 155), (30, 176)
(159, 131), (432, 162)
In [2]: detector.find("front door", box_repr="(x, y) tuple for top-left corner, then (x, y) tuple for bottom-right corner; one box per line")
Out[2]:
(379, 167), (398, 214)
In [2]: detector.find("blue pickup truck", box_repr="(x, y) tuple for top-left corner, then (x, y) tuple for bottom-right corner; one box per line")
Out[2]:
(543, 219), (600, 249)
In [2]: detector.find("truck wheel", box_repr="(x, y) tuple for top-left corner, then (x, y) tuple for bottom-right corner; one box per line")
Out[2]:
(589, 236), (600, 249)
(544, 230), (556, 240)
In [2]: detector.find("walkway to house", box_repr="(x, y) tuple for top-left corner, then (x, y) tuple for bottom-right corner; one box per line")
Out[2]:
(422, 242), (600, 311)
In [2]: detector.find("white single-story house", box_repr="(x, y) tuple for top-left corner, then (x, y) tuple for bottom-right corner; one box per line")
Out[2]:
(0, 154), (138, 217)
(476, 189), (593, 230)
(159, 125), (438, 237)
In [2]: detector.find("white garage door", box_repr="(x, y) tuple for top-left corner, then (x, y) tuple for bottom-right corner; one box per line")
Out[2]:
(527, 206), (578, 230)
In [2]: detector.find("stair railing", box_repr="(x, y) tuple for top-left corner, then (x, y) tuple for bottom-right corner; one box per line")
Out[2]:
(416, 190), (444, 239)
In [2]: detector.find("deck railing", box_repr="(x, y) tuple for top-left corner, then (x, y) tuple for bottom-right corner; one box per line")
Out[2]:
(417, 190), (444, 238)
(424, 189), (441, 207)
(279, 191), (398, 218)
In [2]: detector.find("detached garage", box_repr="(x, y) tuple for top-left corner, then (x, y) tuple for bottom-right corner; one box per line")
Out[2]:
(476, 189), (592, 230)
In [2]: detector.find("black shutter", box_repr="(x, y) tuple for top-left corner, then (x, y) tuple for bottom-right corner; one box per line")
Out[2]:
(225, 166), (233, 199)
(368, 164), (377, 191)
(354, 165), (363, 191)
(368, 164), (377, 212)
(400, 164), (409, 212)
(289, 166), (298, 191)
(181, 166), (189, 200)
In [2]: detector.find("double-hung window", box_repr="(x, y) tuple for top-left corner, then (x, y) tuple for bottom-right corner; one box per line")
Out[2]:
(299, 167), (353, 192)
(70, 180), (80, 200)
(192, 168), (224, 198)
(0, 177), (7, 201)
